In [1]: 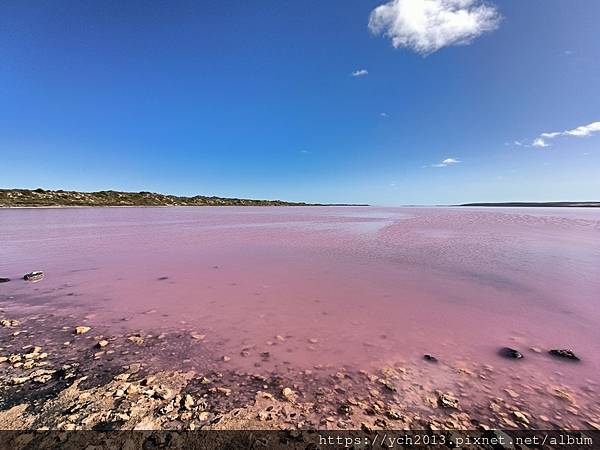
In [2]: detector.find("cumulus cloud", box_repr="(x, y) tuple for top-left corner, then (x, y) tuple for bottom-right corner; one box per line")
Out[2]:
(351, 69), (369, 77)
(432, 157), (460, 167)
(532, 121), (600, 148)
(368, 0), (501, 55)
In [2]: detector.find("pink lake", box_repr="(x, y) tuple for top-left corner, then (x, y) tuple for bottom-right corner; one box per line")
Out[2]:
(1, 206), (600, 419)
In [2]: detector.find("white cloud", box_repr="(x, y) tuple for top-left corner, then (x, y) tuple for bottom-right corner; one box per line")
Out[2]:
(531, 121), (600, 148)
(432, 157), (460, 167)
(351, 69), (369, 77)
(368, 0), (501, 55)
(380, 112), (389, 117)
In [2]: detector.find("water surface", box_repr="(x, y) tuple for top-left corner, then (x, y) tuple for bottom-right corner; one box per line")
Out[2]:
(1, 206), (599, 419)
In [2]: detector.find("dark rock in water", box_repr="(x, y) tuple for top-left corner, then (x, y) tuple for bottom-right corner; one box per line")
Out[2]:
(23, 271), (44, 282)
(499, 347), (523, 359)
(0, 277), (10, 283)
(423, 354), (438, 362)
(157, 276), (169, 281)
(549, 349), (580, 361)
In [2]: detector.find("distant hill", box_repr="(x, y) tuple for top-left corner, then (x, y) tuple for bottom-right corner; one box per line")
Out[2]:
(0, 188), (362, 207)
(459, 202), (600, 208)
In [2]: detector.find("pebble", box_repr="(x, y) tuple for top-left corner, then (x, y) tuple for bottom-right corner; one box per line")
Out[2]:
(74, 326), (91, 335)
(438, 392), (460, 409)
(282, 387), (294, 400)
(128, 336), (144, 345)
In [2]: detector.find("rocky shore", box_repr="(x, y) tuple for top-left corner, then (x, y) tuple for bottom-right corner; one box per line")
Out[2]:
(2, 305), (600, 435)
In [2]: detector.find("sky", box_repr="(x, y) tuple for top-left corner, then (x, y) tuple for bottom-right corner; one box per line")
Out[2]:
(1, 0), (599, 205)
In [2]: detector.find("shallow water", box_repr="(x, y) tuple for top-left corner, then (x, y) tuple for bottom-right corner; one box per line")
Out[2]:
(1, 206), (600, 420)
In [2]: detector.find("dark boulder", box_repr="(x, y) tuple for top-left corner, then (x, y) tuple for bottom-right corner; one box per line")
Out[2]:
(549, 349), (580, 361)
(498, 347), (523, 359)
(23, 271), (44, 282)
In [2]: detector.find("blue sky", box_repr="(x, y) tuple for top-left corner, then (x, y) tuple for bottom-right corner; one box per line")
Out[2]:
(1, 0), (599, 205)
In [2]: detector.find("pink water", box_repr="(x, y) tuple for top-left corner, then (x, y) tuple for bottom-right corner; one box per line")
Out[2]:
(1, 206), (600, 416)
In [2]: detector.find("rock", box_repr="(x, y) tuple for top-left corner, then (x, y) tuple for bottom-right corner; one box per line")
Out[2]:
(0, 278), (10, 283)
(23, 271), (44, 282)
(499, 347), (523, 359)
(216, 387), (231, 396)
(96, 340), (109, 348)
(360, 422), (374, 432)
(513, 410), (530, 424)
(74, 326), (91, 335)
(128, 335), (144, 345)
(337, 403), (352, 415)
(24, 347), (43, 359)
(222, 356), (231, 362)
(183, 394), (195, 410)
(1, 319), (20, 327)
(549, 349), (580, 361)
(154, 385), (172, 400)
(586, 421), (600, 430)
(308, 338), (318, 344)
(126, 363), (141, 373)
(423, 354), (438, 362)
(191, 333), (206, 341)
(10, 376), (30, 385)
(386, 410), (403, 420)
(282, 387), (295, 400)
(438, 392), (460, 409)
(114, 373), (131, 382)
(0, 356), (8, 363)
(33, 374), (53, 383)
(275, 335), (285, 342)
(504, 388), (520, 399)
(379, 379), (397, 392)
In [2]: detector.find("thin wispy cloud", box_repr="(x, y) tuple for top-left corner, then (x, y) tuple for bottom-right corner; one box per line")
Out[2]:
(380, 112), (389, 117)
(351, 69), (369, 77)
(368, 0), (501, 55)
(432, 157), (460, 167)
(531, 121), (600, 148)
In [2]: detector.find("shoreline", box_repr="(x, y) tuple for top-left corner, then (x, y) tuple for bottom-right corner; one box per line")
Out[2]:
(2, 303), (599, 432)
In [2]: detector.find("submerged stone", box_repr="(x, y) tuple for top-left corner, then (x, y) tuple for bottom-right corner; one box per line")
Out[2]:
(549, 349), (580, 361)
(423, 354), (438, 362)
(498, 347), (523, 359)
(23, 271), (44, 282)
